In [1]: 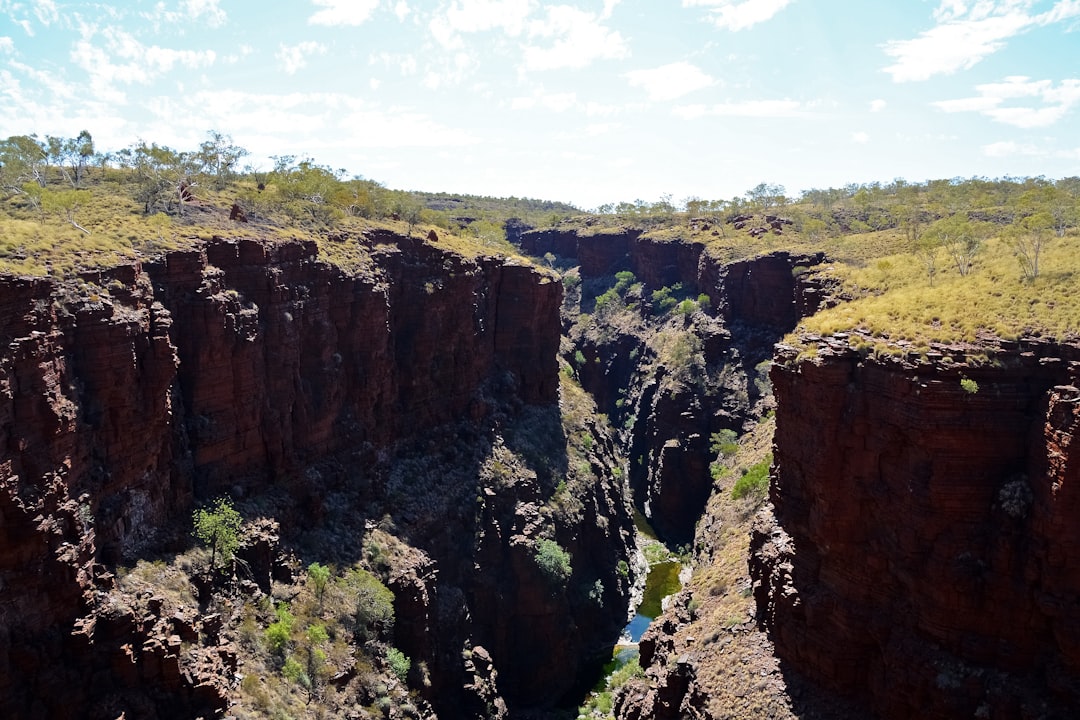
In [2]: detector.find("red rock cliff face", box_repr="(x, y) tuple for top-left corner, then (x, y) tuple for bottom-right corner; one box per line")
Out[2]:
(149, 236), (560, 497)
(557, 235), (829, 544)
(753, 335), (1080, 719)
(0, 234), (563, 719)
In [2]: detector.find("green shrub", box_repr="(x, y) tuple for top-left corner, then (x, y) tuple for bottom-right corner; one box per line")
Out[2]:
(344, 568), (395, 642)
(651, 283), (682, 314)
(616, 560), (629, 578)
(264, 603), (294, 656)
(710, 429), (738, 457)
(387, 647), (411, 682)
(609, 657), (644, 688)
(282, 655), (310, 689)
(960, 378), (979, 394)
(731, 454), (772, 501)
(534, 538), (572, 586)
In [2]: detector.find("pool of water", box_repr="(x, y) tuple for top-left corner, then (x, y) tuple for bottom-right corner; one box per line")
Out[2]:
(623, 559), (682, 643)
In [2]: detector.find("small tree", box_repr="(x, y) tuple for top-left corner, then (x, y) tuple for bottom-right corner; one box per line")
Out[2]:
(265, 602), (295, 657)
(192, 496), (242, 570)
(301, 623), (330, 699)
(912, 234), (941, 287)
(42, 188), (91, 234)
(1008, 211), (1053, 280)
(307, 562), (330, 609)
(534, 538), (572, 586)
(347, 568), (395, 642)
(927, 213), (983, 277)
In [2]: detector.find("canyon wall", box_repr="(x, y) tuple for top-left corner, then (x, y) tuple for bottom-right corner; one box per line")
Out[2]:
(525, 226), (827, 544)
(0, 233), (585, 718)
(753, 334), (1080, 719)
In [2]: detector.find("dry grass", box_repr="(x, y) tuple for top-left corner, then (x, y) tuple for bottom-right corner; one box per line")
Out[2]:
(0, 175), (530, 279)
(800, 232), (1080, 348)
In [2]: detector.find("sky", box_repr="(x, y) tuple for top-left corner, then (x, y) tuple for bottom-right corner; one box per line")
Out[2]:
(1, 0), (1079, 209)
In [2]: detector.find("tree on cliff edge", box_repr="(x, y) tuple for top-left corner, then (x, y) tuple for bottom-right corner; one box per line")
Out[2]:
(192, 497), (242, 570)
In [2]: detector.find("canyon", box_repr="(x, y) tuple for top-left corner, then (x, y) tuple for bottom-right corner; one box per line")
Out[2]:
(0, 232), (630, 719)
(2, 221), (1079, 720)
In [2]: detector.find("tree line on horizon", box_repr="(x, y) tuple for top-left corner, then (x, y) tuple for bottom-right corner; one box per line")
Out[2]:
(0, 130), (571, 243)
(1, 130), (1077, 281)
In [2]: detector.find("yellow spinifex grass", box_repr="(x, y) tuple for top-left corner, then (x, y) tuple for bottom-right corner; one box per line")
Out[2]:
(0, 180), (527, 280)
(800, 233), (1080, 347)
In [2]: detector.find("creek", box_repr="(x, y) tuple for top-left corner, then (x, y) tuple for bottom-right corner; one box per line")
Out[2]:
(576, 511), (686, 717)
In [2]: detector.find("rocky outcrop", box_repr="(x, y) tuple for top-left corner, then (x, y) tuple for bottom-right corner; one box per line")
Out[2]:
(753, 333), (1080, 719)
(371, 399), (636, 715)
(557, 234), (829, 545)
(0, 233), (573, 719)
(700, 251), (829, 329)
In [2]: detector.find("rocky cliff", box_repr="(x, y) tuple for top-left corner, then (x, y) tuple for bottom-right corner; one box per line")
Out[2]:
(527, 225), (827, 545)
(753, 333), (1080, 719)
(0, 233), (630, 719)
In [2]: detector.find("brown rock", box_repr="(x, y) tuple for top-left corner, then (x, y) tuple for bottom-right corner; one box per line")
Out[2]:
(753, 339), (1080, 719)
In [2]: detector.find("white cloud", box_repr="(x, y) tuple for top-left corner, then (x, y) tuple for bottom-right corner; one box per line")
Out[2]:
(624, 62), (715, 102)
(586, 122), (619, 136)
(70, 24), (216, 103)
(223, 45), (253, 64)
(601, 0), (621, 19)
(585, 101), (621, 116)
(982, 140), (1043, 157)
(510, 89), (577, 111)
(683, 0), (794, 31)
(870, 98), (886, 112)
(883, 0), (1080, 82)
(673, 98), (805, 118)
(422, 50), (478, 88)
(370, 51), (418, 75)
(851, 131), (869, 144)
(447, 0), (533, 34)
(276, 41), (327, 75)
(882, 12), (1031, 82)
(934, 76), (1080, 127)
(394, 1), (410, 20)
(0, 37), (13, 53)
(145, 0), (227, 30)
(182, 0), (227, 27)
(429, 0), (534, 48)
(1042, 0), (1080, 23)
(309, 0), (380, 26)
(522, 5), (628, 71)
(31, 0), (59, 25)
(144, 89), (479, 152)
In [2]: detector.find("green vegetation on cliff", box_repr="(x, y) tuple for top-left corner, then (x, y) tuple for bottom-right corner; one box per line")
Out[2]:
(0, 131), (534, 277)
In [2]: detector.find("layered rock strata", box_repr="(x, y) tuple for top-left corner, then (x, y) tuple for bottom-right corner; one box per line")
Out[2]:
(0, 233), (608, 718)
(753, 334), (1080, 719)
(531, 226), (827, 544)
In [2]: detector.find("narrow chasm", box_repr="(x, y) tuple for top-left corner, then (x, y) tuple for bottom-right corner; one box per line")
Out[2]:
(509, 226), (832, 717)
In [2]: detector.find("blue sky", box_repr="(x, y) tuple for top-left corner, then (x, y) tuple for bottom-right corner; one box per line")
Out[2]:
(2, 0), (1078, 208)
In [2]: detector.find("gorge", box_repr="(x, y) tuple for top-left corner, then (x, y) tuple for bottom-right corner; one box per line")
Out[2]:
(2, 215), (1079, 720)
